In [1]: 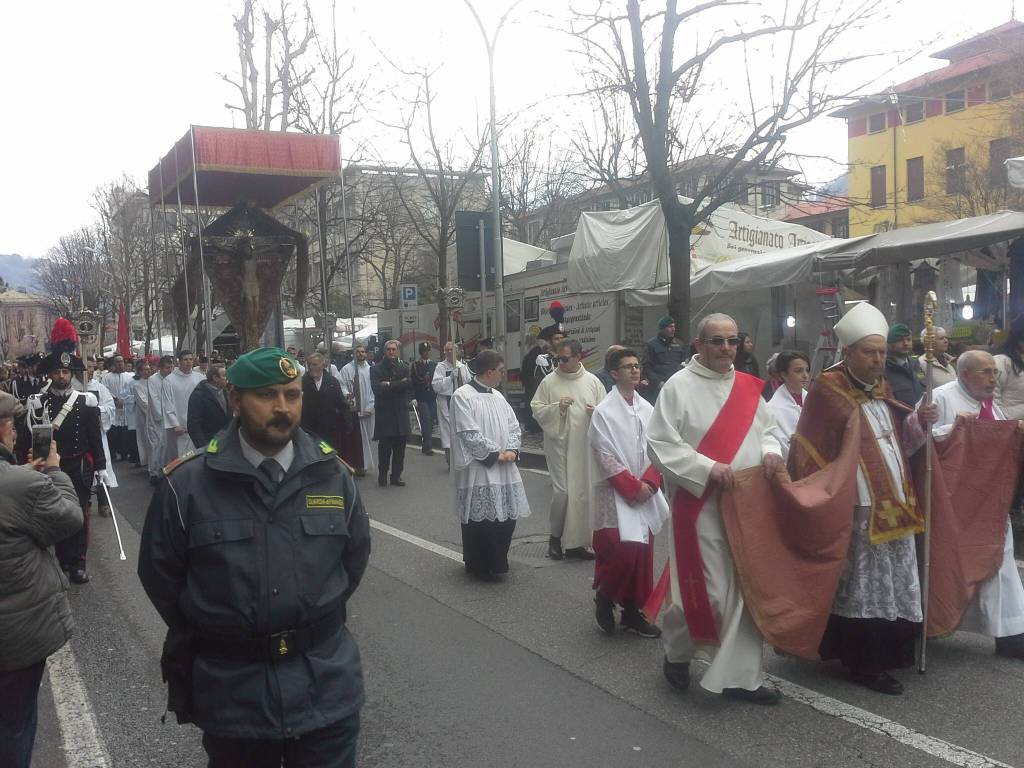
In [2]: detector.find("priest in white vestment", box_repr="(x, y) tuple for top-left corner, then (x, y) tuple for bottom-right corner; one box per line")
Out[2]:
(338, 345), (375, 474)
(160, 351), (204, 463)
(85, 371), (118, 493)
(765, 351), (810, 460)
(531, 337), (606, 561)
(101, 355), (136, 462)
(589, 347), (669, 638)
(647, 313), (784, 704)
(433, 342), (471, 465)
(908, 350), (1024, 660)
(131, 359), (153, 469)
(146, 357), (172, 480)
(451, 350), (530, 580)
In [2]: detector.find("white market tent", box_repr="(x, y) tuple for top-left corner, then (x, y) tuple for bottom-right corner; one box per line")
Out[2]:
(446, 236), (556, 279)
(1006, 156), (1024, 189)
(567, 197), (831, 294)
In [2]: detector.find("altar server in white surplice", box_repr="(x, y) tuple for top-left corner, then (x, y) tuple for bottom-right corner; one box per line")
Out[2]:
(588, 347), (669, 639)
(765, 351), (810, 460)
(160, 350), (204, 463)
(147, 356), (172, 479)
(910, 350), (1024, 661)
(433, 341), (471, 464)
(450, 350), (530, 580)
(647, 313), (784, 705)
(131, 359), (153, 469)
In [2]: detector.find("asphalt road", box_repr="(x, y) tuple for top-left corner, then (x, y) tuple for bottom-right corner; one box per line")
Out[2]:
(31, 446), (1024, 768)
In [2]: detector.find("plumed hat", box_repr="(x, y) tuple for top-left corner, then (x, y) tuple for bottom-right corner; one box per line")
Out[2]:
(38, 318), (85, 374)
(548, 301), (565, 323)
(835, 302), (889, 348)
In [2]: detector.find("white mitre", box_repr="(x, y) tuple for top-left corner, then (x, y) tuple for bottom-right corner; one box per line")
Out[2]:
(835, 302), (889, 347)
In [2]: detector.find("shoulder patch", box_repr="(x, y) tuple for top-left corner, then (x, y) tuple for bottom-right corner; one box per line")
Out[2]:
(319, 441), (335, 455)
(206, 437), (219, 454)
(163, 449), (203, 475)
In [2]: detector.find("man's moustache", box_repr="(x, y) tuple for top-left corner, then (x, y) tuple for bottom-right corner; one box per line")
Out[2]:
(266, 417), (293, 429)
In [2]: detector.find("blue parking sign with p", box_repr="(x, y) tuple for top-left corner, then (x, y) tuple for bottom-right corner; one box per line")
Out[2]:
(402, 286), (416, 301)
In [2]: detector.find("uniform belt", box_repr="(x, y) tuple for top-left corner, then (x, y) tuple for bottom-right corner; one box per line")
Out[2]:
(196, 611), (344, 662)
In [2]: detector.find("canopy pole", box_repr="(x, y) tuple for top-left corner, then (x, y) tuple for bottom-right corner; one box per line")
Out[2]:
(337, 136), (356, 346)
(157, 161), (175, 354)
(189, 126), (214, 359)
(172, 147), (192, 354)
(315, 185), (331, 352)
(146, 202), (163, 356)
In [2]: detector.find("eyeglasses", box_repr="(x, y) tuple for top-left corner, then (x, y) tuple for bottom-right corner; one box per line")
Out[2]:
(703, 336), (741, 347)
(557, 356), (575, 364)
(617, 363), (641, 371)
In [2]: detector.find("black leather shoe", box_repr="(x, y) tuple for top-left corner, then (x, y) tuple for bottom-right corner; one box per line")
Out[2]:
(594, 595), (616, 634)
(378, 475), (388, 487)
(852, 672), (903, 695)
(663, 658), (690, 691)
(547, 536), (563, 560)
(995, 634), (1024, 660)
(69, 569), (90, 585)
(723, 685), (782, 705)
(621, 607), (661, 638)
(390, 477), (406, 487)
(564, 547), (596, 561)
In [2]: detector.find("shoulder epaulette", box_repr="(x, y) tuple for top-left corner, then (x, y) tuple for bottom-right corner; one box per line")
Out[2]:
(163, 448), (204, 475)
(318, 440), (334, 455)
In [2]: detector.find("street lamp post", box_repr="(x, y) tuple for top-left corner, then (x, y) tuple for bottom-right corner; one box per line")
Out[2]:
(463, 0), (524, 356)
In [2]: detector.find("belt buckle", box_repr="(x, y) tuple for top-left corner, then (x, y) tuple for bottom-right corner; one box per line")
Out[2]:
(270, 629), (297, 660)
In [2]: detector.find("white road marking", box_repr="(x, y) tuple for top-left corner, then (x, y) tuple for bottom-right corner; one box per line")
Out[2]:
(768, 676), (1013, 768)
(519, 466), (551, 477)
(372, 516), (1015, 768)
(370, 519), (463, 563)
(49, 644), (112, 767)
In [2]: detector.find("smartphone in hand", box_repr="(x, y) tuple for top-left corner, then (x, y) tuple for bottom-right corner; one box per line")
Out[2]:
(31, 424), (52, 461)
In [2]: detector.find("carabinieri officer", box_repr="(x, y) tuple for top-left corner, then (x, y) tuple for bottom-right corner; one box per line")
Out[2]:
(138, 347), (370, 767)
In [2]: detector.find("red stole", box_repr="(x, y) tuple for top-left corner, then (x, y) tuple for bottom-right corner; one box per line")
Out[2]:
(666, 372), (764, 645)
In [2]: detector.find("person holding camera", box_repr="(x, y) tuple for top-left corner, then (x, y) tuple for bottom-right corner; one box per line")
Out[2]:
(0, 391), (84, 768)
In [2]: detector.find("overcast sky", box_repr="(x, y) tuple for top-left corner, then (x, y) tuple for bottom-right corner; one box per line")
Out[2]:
(1, 0), (1013, 259)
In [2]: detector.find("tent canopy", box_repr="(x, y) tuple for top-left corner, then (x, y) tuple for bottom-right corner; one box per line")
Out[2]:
(446, 237), (556, 278)
(567, 198), (830, 293)
(1007, 156), (1024, 189)
(675, 210), (1024, 300)
(148, 126), (341, 209)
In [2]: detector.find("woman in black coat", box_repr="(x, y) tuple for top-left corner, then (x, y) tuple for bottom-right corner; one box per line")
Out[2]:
(300, 354), (350, 448)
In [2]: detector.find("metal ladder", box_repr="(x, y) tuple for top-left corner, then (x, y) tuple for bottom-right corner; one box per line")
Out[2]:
(810, 286), (843, 378)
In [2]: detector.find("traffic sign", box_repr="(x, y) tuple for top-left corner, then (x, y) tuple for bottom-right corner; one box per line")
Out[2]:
(400, 284), (418, 308)
(403, 311), (418, 326)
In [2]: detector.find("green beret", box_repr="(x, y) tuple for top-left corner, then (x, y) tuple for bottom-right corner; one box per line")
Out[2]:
(227, 347), (301, 389)
(887, 323), (912, 343)
(658, 315), (675, 329)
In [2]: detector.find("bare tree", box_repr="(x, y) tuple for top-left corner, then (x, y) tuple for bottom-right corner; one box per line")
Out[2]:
(222, 0), (316, 131)
(569, 83), (644, 208)
(35, 229), (102, 318)
(571, 0), (880, 338)
(380, 69), (489, 345)
(500, 126), (588, 246)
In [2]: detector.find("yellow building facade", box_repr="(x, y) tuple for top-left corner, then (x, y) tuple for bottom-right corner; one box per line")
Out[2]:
(836, 21), (1024, 237)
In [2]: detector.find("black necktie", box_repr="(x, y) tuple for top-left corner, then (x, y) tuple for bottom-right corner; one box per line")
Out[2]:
(259, 458), (282, 486)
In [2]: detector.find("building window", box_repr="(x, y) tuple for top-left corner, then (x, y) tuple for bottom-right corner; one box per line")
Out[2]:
(868, 112), (887, 133)
(906, 156), (925, 201)
(870, 165), (887, 208)
(833, 216), (849, 238)
(990, 137), (1012, 186)
(760, 181), (780, 208)
(945, 89), (965, 113)
(990, 80), (1012, 101)
(904, 101), (924, 124)
(946, 147), (966, 195)
(505, 298), (521, 334)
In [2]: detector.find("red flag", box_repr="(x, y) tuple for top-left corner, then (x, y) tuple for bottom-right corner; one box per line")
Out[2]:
(116, 301), (131, 358)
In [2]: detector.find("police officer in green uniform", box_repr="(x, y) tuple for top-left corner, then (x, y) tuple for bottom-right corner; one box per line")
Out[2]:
(138, 347), (370, 767)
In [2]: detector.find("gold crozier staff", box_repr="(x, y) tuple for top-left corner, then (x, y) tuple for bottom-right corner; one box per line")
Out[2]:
(918, 291), (938, 674)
